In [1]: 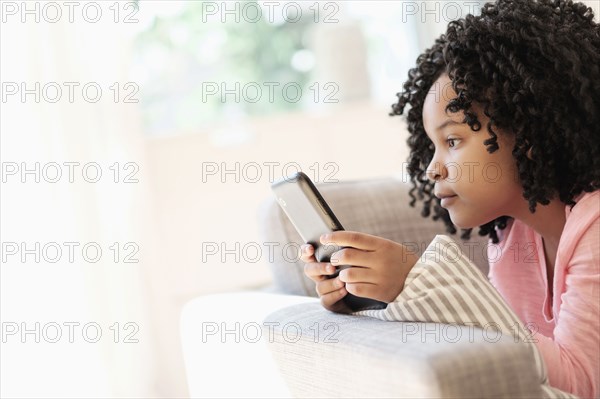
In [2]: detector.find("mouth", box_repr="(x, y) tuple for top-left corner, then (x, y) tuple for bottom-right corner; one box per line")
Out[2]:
(440, 195), (458, 207)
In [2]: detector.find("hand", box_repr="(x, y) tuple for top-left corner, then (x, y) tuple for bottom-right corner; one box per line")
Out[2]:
(300, 244), (353, 314)
(322, 231), (419, 303)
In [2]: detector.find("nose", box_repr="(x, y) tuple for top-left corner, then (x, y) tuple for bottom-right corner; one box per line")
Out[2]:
(425, 160), (447, 182)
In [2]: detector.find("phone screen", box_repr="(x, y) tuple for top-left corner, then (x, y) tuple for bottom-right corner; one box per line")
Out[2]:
(271, 172), (343, 262)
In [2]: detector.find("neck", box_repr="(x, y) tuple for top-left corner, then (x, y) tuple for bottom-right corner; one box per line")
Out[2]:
(509, 196), (567, 247)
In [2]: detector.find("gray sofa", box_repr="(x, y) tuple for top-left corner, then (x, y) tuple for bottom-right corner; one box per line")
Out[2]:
(181, 178), (546, 398)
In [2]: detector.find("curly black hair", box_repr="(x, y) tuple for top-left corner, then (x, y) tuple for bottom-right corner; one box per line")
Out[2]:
(390, 0), (600, 243)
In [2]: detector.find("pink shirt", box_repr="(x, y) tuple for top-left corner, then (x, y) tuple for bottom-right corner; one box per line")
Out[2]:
(488, 190), (600, 399)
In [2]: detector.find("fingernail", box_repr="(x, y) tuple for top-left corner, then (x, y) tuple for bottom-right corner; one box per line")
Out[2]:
(326, 265), (334, 273)
(320, 234), (329, 243)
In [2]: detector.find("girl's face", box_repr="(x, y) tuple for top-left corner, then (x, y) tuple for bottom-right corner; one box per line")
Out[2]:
(422, 74), (524, 229)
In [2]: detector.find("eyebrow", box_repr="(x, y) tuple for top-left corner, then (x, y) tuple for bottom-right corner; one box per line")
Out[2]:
(424, 119), (464, 141)
(436, 119), (462, 131)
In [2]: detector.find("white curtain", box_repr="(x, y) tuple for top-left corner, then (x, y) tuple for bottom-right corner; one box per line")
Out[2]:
(1, 4), (158, 397)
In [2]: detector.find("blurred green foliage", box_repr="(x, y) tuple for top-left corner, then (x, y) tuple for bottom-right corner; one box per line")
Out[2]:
(132, 1), (314, 135)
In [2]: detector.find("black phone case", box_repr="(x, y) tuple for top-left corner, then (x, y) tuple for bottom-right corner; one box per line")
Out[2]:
(271, 172), (387, 312)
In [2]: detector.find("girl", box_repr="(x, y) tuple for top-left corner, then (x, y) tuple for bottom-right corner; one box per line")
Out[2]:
(300, 0), (599, 397)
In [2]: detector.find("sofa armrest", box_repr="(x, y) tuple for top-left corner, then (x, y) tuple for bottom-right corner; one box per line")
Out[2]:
(180, 291), (319, 398)
(257, 178), (490, 297)
(263, 302), (544, 398)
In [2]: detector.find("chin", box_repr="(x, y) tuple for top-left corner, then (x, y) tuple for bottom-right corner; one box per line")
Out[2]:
(448, 214), (481, 230)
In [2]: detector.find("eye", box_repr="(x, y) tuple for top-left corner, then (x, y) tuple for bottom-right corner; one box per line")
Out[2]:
(446, 138), (459, 148)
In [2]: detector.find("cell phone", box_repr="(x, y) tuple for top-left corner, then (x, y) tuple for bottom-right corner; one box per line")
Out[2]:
(271, 171), (387, 312)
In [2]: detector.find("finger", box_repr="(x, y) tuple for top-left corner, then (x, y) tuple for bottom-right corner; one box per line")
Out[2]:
(315, 277), (344, 296)
(304, 262), (336, 281)
(329, 247), (372, 268)
(299, 244), (316, 263)
(338, 266), (377, 284)
(320, 231), (381, 251)
(321, 286), (347, 307)
(345, 282), (379, 299)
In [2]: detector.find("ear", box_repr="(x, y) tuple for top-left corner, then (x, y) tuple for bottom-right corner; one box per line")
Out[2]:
(524, 140), (533, 160)
(526, 146), (534, 160)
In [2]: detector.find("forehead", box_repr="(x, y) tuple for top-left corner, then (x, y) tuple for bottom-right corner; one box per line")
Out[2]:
(422, 75), (465, 136)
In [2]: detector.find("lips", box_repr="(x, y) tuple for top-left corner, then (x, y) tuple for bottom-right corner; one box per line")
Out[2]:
(440, 195), (458, 207)
(434, 191), (458, 208)
(434, 192), (457, 200)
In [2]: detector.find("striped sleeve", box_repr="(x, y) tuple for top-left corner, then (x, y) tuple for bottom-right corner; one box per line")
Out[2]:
(353, 234), (580, 399)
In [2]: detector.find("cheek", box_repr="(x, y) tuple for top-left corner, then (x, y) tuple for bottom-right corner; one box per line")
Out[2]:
(479, 163), (504, 185)
(446, 161), (489, 188)
(446, 163), (462, 181)
(457, 150), (519, 189)
(486, 156), (521, 192)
